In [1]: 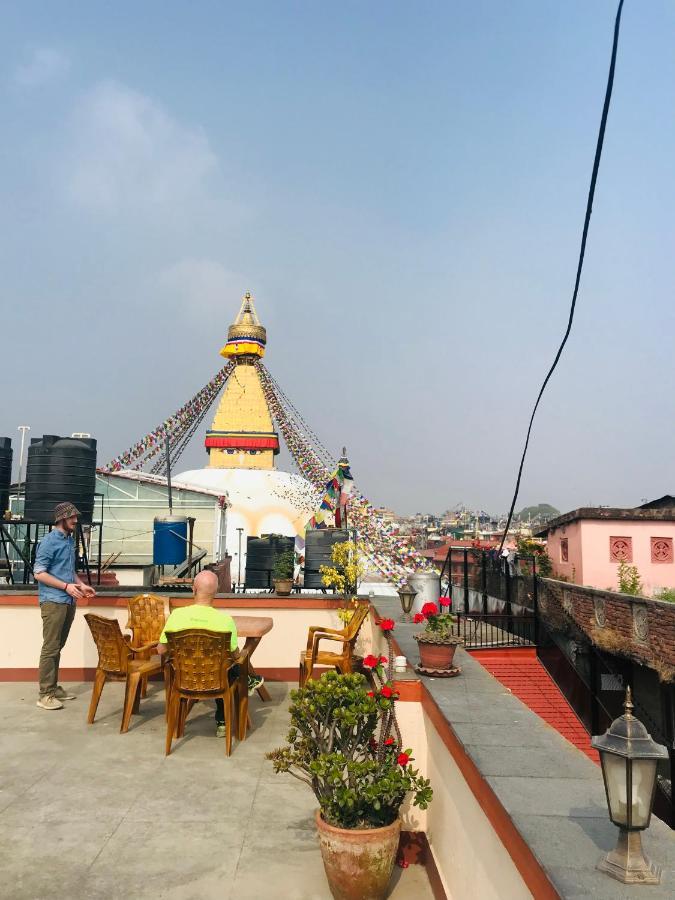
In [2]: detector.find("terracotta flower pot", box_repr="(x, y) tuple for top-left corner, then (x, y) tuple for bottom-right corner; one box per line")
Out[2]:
(315, 810), (401, 900)
(414, 634), (461, 670)
(273, 578), (293, 596)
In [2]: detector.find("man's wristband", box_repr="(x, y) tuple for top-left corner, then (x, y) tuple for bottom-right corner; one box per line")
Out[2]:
(63, 582), (70, 592)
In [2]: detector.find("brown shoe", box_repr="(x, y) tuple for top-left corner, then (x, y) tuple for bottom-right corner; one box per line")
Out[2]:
(36, 695), (64, 710)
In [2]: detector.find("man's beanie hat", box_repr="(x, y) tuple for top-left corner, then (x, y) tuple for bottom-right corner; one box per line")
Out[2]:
(54, 502), (80, 523)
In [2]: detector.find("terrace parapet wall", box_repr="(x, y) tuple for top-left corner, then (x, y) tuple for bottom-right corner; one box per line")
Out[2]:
(539, 578), (675, 679)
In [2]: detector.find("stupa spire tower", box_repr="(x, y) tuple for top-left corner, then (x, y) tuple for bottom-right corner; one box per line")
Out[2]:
(205, 292), (279, 469)
(220, 291), (267, 360)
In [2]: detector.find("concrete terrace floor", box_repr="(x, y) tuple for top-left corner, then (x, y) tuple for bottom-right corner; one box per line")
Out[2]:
(0, 681), (432, 900)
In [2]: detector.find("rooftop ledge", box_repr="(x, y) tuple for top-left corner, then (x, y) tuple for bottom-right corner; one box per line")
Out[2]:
(0, 591), (673, 898)
(373, 594), (675, 899)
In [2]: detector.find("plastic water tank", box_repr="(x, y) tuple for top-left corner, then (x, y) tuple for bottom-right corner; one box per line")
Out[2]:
(24, 435), (97, 524)
(304, 528), (349, 590)
(0, 438), (12, 516)
(245, 534), (294, 589)
(408, 571), (441, 615)
(153, 516), (188, 566)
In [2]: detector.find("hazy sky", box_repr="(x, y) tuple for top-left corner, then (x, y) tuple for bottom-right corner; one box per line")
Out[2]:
(1, 2), (673, 516)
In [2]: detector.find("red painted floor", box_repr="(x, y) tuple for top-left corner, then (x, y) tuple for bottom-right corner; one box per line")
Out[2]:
(470, 649), (599, 764)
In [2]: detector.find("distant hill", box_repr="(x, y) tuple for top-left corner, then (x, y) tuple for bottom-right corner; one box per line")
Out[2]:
(516, 503), (560, 521)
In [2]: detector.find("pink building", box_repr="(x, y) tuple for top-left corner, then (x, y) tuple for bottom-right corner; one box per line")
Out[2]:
(536, 498), (675, 596)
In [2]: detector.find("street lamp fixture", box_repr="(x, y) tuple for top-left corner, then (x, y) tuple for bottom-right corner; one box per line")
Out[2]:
(591, 686), (668, 884)
(397, 581), (417, 623)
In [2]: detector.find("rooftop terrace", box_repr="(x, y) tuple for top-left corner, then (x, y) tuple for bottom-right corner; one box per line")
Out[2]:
(0, 680), (432, 900)
(1, 590), (674, 898)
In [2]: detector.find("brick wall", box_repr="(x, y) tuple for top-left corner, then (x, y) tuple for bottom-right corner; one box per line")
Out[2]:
(539, 578), (675, 678)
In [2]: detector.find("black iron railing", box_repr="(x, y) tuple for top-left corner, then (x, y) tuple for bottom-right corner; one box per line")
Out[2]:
(453, 612), (536, 649)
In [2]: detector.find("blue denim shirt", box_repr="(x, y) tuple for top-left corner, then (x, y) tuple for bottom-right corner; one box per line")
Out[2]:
(34, 529), (76, 605)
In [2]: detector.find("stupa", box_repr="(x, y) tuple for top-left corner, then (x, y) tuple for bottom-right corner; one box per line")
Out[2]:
(204, 293), (279, 469)
(103, 291), (430, 586)
(175, 293), (317, 570)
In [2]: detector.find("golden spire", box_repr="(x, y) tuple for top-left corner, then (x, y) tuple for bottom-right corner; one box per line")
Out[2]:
(207, 292), (278, 469)
(221, 291), (267, 359)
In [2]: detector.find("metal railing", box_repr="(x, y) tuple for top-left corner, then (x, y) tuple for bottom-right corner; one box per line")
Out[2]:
(453, 612), (536, 649)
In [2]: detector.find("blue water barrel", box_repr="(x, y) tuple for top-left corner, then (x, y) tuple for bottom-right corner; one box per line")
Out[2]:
(153, 516), (188, 566)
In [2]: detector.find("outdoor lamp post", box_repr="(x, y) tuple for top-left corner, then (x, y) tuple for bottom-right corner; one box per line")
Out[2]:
(591, 686), (668, 884)
(397, 581), (417, 623)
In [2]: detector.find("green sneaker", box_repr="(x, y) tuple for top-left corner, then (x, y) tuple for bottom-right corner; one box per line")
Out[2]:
(215, 723), (227, 738)
(248, 674), (264, 696)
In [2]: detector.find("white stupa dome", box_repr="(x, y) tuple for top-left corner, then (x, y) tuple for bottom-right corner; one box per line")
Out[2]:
(174, 467), (318, 574)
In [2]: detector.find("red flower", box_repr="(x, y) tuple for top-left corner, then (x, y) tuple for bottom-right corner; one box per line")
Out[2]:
(378, 655), (388, 664)
(362, 654), (379, 669)
(421, 602), (438, 617)
(378, 618), (395, 632)
(413, 613), (425, 624)
(380, 685), (394, 699)
(366, 690), (375, 698)
(384, 737), (395, 746)
(397, 752), (410, 766)
(439, 597), (451, 607)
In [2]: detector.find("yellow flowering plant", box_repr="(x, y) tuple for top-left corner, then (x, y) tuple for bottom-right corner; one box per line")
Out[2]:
(320, 540), (366, 623)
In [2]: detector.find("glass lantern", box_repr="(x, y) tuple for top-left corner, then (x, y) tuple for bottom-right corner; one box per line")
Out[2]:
(397, 581), (417, 622)
(591, 686), (668, 884)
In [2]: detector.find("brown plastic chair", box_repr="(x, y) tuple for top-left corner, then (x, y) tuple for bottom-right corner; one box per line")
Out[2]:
(299, 603), (369, 687)
(126, 592), (167, 647)
(126, 593), (167, 696)
(164, 629), (250, 757)
(84, 613), (163, 733)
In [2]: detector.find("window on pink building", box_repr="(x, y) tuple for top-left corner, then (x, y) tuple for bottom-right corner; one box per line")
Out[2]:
(651, 537), (674, 564)
(610, 536), (632, 563)
(560, 539), (569, 563)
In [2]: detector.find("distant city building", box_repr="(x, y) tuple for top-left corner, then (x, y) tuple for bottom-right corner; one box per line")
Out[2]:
(535, 499), (675, 596)
(373, 506), (398, 523)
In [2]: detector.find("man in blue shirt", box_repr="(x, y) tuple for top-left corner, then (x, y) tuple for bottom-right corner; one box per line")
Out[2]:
(34, 502), (95, 710)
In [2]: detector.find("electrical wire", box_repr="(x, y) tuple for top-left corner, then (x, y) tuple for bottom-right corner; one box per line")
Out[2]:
(499, 0), (626, 552)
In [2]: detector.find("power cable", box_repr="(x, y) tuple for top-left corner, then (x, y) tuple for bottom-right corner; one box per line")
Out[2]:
(499, 0), (626, 551)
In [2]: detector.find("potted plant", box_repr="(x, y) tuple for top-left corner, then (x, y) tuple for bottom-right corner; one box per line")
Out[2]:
(413, 600), (463, 671)
(273, 549), (295, 596)
(320, 540), (366, 624)
(267, 659), (432, 900)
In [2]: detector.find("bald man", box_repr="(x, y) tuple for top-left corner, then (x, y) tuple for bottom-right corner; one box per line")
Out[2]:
(158, 570), (263, 737)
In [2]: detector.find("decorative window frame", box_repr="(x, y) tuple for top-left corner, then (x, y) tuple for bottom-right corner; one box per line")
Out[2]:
(609, 536), (632, 563)
(651, 537), (674, 564)
(560, 538), (569, 563)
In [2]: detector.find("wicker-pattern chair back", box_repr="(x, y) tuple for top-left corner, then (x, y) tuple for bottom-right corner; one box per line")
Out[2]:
(126, 593), (166, 647)
(166, 629), (234, 693)
(85, 614), (130, 676)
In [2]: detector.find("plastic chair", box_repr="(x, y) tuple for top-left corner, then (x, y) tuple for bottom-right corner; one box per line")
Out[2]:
(164, 629), (250, 757)
(126, 593), (167, 697)
(299, 603), (369, 687)
(84, 613), (163, 733)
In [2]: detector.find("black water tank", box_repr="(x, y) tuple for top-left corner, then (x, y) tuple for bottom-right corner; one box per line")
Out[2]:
(245, 534), (294, 589)
(24, 435), (97, 524)
(304, 528), (349, 589)
(0, 438), (12, 516)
